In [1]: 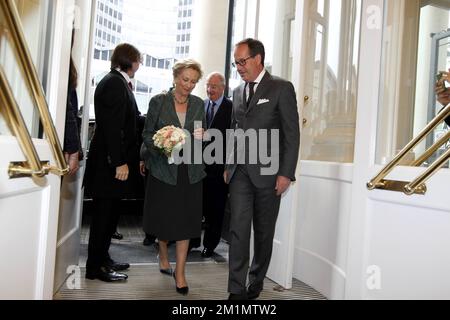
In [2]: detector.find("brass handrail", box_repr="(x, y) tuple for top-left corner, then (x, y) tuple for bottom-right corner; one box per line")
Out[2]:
(410, 130), (450, 167)
(0, 0), (68, 177)
(0, 67), (48, 178)
(367, 103), (450, 195)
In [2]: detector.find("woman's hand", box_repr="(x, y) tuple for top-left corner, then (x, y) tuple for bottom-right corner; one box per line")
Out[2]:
(193, 127), (204, 140)
(64, 151), (80, 176)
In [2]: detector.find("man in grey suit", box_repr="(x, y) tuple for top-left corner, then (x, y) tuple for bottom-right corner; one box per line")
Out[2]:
(224, 38), (300, 300)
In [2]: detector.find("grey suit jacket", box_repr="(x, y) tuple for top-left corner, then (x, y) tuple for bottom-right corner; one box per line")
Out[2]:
(142, 90), (206, 186)
(225, 71), (300, 188)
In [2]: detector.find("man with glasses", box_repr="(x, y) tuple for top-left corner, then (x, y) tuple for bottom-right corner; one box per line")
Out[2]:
(225, 38), (300, 300)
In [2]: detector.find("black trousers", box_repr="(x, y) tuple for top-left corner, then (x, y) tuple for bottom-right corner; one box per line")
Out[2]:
(86, 198), (120, 272)
(227, 166), (281, 295)
(202, 175), (229, 250)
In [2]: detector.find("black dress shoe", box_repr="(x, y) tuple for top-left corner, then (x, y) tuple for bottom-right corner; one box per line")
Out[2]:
(228, 293), (248, 300)
(143, 237), (153, 246)
(173, 272), (189, 295)
(111, 231), (123, 240)
(85, 266), (128, 282)
(201, 248), (214, 258)
(105, 260), (130, 271)
(247, 290), (261, 300)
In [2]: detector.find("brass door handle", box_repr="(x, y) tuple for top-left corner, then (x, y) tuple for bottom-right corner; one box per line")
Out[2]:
(1, 0), (69, 178)
(304, 96), (310, 103)
(0, 67), (47, 178)
(303, 118), (308, 125)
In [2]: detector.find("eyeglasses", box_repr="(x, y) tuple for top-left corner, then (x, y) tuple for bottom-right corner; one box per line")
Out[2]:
(232, 55), (255, 68)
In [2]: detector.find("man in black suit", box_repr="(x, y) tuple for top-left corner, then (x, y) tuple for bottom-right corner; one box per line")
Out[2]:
(84, 43), (142, 282)
(198, 72), (233, 258)
(225, 39), (300, 300)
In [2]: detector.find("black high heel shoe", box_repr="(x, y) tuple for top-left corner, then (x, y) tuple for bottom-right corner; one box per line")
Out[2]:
(157, 255), (173, 276)
(173, 272), (189, 295)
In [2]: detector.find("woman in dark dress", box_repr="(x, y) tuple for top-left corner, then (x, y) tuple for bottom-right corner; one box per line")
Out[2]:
(142, 59), (205, 295)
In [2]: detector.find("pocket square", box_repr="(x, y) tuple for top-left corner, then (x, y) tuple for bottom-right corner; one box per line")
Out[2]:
(257, 99), (270, 105)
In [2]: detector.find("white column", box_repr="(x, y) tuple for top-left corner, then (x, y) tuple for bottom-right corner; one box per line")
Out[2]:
(190, 0), (230, 99)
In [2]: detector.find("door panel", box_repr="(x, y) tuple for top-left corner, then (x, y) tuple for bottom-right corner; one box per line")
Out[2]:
(292, 0), (362, 299)
(346, 0), (450, 299)
(53, 0), (94, 293)
(0, 0), (71, 299)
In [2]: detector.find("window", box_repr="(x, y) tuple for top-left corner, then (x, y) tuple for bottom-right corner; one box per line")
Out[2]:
(187, 22), (191, 29)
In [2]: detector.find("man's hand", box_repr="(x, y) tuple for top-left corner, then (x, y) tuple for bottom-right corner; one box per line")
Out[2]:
(139, 161), (146, 177)
(275, 176), (291, 196)
(64, 151), (80, 176)
(115, 164), (129, 181)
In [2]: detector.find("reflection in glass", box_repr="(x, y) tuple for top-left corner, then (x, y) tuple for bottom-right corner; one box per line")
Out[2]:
(0, 0), (45, 138)
(301, 0), (361, 163)
(376, 0), (449, 168)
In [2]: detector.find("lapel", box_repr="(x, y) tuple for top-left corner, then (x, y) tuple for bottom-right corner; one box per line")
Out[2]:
(111, 70), (138, 116)
(111, 69), (132, 94)
(184, 95), (197, 130)
(207, 98), (226, 128)
(236, 84), (246, 116)
(246, 71), (272, 115)
(167, 91), (183, 128)
(211, 100), (224, 128)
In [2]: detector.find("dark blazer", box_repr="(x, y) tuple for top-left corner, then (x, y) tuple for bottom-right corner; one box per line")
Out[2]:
(205, 96), (232, 177)
(63, 87), (81, 155)
(225, 71), (300, 188)
(84, 69), (140, 199)
(142, 90), (206, 186)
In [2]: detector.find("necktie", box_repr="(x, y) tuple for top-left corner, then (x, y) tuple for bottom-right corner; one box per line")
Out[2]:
(128, 81), (133, 91)
(247, 82), (256, 107)
(207, 101), (216, 128)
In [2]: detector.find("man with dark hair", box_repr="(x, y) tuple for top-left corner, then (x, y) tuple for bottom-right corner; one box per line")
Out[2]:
(84, 43), (142, 282)
(225, 38), (300, 300)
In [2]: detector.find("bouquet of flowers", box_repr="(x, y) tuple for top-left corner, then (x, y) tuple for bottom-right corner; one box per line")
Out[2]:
(153, 125), (187, 164)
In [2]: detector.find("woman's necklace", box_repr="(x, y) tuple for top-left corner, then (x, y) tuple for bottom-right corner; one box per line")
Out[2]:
(174, 94), (188, 105)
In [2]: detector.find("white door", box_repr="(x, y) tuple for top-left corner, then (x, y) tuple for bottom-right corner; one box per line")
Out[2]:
(0, 0), (71, 299)
(291, 0), (362, 299)
(260, 0), (301, 289)
(346, 0), (450, 299)
(53, 0), (95, 293)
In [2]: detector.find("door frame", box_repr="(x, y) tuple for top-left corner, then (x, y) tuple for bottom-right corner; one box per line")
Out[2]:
(346, 0), (450, 299)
